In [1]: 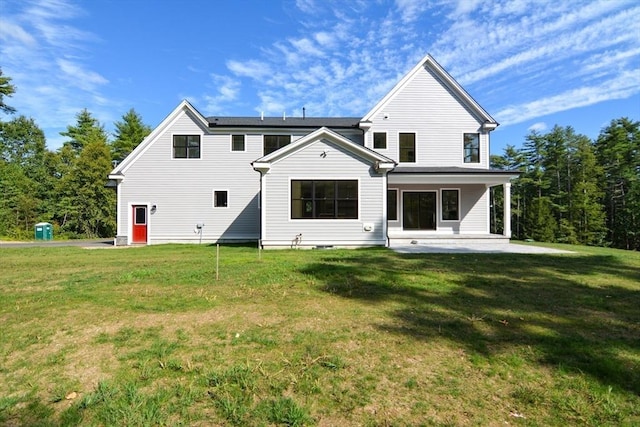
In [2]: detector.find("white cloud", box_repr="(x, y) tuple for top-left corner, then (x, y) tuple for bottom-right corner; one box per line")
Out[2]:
(0, 0), (114, 149)
(394, 0), (430, 23)
(495, 69), (640, 126)
(203, 75), (241, 114)
(227, 59), (272, 80)
(57, 58), (108, 91)
(295, 0), (318, 14)
(528, 122), (548, 133)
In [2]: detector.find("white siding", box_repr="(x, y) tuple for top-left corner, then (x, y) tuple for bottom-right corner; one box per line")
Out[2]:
(365, 66), (490, 168)
(118, 111), (260, 244)
(387, 184), (488, 235)
(262, 139), (386, 247)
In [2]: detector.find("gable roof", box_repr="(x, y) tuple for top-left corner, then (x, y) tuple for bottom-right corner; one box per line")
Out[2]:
(361, 54), (498, 130)
(109, 100), (207, 177)
(252, 126), (396, 173)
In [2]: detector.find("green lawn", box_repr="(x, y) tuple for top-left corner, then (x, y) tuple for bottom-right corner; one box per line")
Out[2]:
(0, 243), (638, 426)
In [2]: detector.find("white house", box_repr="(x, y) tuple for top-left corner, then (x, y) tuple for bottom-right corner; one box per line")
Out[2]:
(108, 54), (518, 248)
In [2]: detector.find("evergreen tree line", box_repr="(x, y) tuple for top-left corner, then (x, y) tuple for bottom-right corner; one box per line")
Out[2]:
(0, 70), (151, 239)
(491, 120), (640, 251)
(1, 69), (638, 249)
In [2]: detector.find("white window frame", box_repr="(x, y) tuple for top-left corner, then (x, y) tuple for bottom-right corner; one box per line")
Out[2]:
(171, 134), (202, 159)
(213, 189), (229, 208)
(373, 132), (387, 150)
(231, 134), (246, 152)
(288, 177), (360, 221)
(440, 188), (460, 222)
(398, 132), (417, 163)
(387, 188), (398, 221)
(463, 133), (480, 164)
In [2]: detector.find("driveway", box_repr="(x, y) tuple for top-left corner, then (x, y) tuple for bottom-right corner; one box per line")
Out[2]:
(390, 241), (573, 254)
(0, 239), (114, 249)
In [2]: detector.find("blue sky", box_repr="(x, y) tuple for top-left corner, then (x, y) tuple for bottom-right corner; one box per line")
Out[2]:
(1, 0), (638, 155)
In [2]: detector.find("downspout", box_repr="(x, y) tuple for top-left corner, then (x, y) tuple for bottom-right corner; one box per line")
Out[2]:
(251, 161), (270, 249)
(383, 169), (389, 247)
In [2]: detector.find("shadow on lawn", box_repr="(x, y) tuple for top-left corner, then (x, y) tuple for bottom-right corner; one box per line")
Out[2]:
(299, 251), (640, 395)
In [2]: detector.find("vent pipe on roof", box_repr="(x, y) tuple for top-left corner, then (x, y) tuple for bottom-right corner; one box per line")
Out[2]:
(283, 111), (286, 121)
(260, 111), (264, 120)
(302, 107), (306, 119)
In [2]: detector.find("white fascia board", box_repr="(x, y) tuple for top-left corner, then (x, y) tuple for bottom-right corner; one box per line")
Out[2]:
(108, 174), (124, 180)
(252, 162), (271, 173)
(256, 126), (394, 166)
(388, 173), (518, 185)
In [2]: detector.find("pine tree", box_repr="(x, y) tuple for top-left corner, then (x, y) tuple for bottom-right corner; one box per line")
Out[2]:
(595, 118), (640, 250)
(0, 68), (16, 114)
(60, 109), (108, 154)
(111, 108), (151, 162)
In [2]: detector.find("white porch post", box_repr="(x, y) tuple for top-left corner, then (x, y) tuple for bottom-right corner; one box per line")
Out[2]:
(503, 182), (512, 238)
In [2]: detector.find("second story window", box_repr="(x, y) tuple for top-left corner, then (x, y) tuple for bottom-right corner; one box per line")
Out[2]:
(399, 133), (415, 163)
(231, 135), (245, 152)
(264, 135), (291, 155)
(464, 133), (480, 163)
(373, 132), (387, 149)
(173, 135), (200, 159)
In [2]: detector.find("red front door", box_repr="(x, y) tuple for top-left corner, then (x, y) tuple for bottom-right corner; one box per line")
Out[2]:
(132, 205), (148, 244)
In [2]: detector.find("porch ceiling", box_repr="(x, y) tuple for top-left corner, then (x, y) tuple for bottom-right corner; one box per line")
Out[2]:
(388, 166), (519, 185)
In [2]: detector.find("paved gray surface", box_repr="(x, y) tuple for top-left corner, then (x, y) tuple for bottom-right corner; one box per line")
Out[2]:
(391, 242), (573, 254)
(0, 239), (114, 248)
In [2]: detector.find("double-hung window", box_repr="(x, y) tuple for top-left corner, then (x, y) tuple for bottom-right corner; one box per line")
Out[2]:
(464, 133), (480, 163)
(399, 133), (415, 163)
(264, 135), (291, 155)
(291, 180), (358, 219)
(173, 135), (201, 158)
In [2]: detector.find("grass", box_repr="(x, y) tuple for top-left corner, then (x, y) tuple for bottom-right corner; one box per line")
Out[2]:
(0, 242), (638, 426)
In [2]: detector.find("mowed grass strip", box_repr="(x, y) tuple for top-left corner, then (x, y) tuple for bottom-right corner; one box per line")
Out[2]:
(0, 243), (638, 426)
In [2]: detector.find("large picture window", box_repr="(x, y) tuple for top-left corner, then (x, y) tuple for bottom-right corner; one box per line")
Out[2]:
(464, 133), (479, 163)
(441, 189), (459, 221)
(291, 180), (358, 219)
(399, 133), (415, 163)
(264, 135), (291, 155)
(173, 135), (200, 158)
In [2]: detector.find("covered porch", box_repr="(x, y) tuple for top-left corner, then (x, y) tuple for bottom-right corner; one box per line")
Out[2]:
(386, 167), (519, 246)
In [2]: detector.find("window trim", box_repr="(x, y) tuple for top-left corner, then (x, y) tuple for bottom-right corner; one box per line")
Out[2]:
(398, 132), (416, 163)
(172, 134), (201, 159)
(441, 188), (460, 222)
(263, 134), (291, 156)
(463, 133), (480, 164)
(290, 178), (359, 220)
(387, 188), (398, 221)
(213, 190), (229, 208)
(231, 134), (246, 152)
(373, 132), (387, 149)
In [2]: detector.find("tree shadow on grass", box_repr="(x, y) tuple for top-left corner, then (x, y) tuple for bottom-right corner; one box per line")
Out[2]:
(299, 250), (640, 395)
